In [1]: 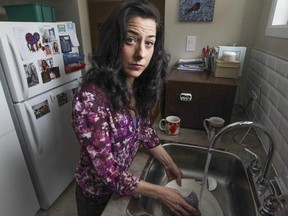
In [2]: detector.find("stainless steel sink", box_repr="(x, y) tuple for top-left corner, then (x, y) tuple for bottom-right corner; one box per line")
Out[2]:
(127, 143), (257, 216)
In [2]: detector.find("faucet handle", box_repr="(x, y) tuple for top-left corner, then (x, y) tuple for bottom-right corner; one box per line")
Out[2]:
(259, 194), (280, 216)
(244, 148), (261, 176)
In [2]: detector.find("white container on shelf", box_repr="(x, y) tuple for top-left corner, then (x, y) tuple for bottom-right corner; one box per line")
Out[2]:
(222, 51), (237, 62)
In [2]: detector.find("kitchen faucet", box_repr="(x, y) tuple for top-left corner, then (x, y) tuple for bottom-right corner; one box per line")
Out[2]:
(209, 121), (274, 195)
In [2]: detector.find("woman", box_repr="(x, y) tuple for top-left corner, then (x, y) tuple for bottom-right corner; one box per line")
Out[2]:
(72, 0), (196, 215)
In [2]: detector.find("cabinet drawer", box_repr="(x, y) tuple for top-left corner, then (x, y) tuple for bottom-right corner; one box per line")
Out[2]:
(163, 74), (236, 130)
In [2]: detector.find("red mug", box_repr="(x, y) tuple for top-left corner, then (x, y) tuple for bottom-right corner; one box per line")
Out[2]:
(159, 116), (181, 136)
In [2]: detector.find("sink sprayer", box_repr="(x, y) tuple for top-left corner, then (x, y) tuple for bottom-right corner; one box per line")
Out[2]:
(208, 121), (288, 215)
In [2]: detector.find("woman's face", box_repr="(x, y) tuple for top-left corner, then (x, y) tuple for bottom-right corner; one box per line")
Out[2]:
(121, 16), (156, 80)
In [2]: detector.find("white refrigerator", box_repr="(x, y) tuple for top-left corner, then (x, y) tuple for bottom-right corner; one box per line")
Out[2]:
(0, 78), (39, 216)
(0, 21), (81, 210)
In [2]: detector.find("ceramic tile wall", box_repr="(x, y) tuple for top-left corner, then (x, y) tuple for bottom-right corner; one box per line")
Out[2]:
(245, 48), (288, 190)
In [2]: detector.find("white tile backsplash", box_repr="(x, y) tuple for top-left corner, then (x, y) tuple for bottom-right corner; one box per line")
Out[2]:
(253, 49), (267, 65)
(273, 151), (284, 176)
(276, 58), (288, 78)
(278, 98), (288, 120)
(267, 71), (279, 88)
(279, 118), (288, 143)
(280, 141), (288, 168)
(268, 88), (280, 108)
(246, 48), (288, 189)
(277, 76), (288, 99)
(269, 106), (282, 129)
(260, 80), (269, 98)
(267, 55), (277, 71)
(260, 95), (271, 115)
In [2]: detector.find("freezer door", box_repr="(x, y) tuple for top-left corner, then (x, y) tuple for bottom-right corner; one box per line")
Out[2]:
(0, 22), (82, 103)
(14, 80), (80, 209)
(0, 131), (39, 216)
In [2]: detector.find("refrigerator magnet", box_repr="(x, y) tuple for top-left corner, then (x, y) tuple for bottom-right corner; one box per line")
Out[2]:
(59, 35), (72, 53)
(50, 67), (61, 80)
(32, 100), (50, 119)
(56, 92), (68, 107)
(52, 41), (60, 54)
(24, 62), (40, 88)
(57, 24), (66, 33)
(38, 58), (52, 84)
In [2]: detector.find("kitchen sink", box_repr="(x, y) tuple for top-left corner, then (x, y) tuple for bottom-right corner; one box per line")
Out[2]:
(127, 143), (257, 216)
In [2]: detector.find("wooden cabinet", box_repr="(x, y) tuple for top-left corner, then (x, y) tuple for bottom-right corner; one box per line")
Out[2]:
(162, 70), (237, 130)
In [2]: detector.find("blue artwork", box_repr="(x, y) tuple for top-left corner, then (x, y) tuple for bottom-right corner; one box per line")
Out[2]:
(179, 0), (215, 22)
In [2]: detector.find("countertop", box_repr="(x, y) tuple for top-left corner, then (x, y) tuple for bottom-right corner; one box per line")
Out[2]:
(101, 113), (269, 216)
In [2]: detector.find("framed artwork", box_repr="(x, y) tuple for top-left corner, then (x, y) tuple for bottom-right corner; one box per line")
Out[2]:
(179, 0), (216, 22)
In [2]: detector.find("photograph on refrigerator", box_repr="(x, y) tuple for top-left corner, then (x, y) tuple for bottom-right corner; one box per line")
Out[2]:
(24, 62), (39, 87)
(48, 28), (56, 41)
(44, 44), (52, 55)
(38, 58), (60, 83)
(57, 24), (66, 33)
(32, 100), (50, 119)
(40, 27), (59, 56)
(72, 87), (78, 96)
(41, 28), (49, 44)
(50, 66), (60, 79)
(56, 92), (68, 107)
(59, 35), (72, 53)
(52, 41), (60, 54)
(40, 27), (55, 43)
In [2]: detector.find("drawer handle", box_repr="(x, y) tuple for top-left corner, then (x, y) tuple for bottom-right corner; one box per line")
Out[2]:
(180, 93), (192, 101)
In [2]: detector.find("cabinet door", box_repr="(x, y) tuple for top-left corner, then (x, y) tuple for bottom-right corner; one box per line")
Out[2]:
(164, 81), (236, 129)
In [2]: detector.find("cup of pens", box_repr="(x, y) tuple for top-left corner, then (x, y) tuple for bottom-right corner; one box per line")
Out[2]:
(203, 46), (216, 75)
(203, 46), (209, 68)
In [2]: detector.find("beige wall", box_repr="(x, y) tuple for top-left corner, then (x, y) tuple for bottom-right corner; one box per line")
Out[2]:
(253, 0), (288, 60)
(164, 0), (263, 72)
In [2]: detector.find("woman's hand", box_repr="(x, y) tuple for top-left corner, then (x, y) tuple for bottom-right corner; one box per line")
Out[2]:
(164, 160), (183, 186)
(133, 181), (196, 216)
(149, 145), (183, 186)
(157, 186), (196, 216)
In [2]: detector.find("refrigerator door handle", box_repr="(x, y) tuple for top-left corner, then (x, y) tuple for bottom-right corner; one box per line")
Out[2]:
(24, 102), (43, 153)
(6, 34), (29, 100)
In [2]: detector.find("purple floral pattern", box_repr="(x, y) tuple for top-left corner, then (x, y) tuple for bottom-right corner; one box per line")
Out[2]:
(72, 83), (160, 196)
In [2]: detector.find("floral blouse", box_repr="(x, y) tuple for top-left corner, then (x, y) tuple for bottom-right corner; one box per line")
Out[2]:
(72, 83), (161, 197)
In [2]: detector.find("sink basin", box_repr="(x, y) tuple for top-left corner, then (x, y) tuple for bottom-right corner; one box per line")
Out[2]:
(127, 143), (257, 216)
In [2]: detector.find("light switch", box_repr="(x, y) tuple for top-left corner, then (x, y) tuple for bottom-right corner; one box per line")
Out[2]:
(186, 36), (196, 52)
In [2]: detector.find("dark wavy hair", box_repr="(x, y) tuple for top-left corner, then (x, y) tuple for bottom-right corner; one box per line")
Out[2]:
(83, 0), (170, 117)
